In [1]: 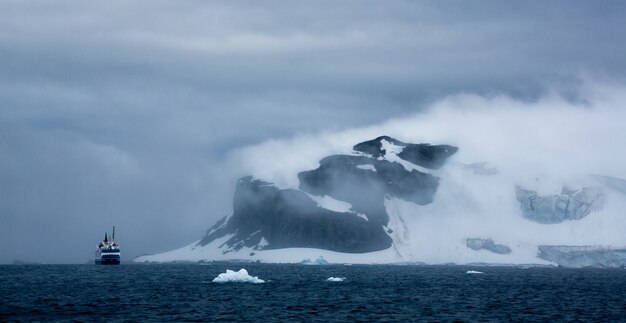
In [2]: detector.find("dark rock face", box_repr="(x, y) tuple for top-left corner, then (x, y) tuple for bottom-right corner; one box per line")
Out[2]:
(352, 136), (404, 158)
(538, 245), (626, 268)
(298, 155), (440, 226)
(198, 136), (458, 254)
(466, 238), (511, 254)
(199, 176), (392, 253)
(397, 144), (458, 170)
(515, 186), (604, 224)
(352, 135), (458, 170)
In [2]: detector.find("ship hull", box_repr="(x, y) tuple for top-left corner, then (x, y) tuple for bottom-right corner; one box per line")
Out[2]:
(95, 258), (120, 265)
(95, 254), (121, 265)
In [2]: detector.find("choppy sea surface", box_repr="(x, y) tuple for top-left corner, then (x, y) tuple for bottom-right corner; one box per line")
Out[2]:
(1, 264), (625, 322)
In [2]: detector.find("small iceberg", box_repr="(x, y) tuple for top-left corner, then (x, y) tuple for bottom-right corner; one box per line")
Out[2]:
(326, 277), (345, 282)
(466, 270), (484, 274)
(212, 268), (265, 283)
(300, 256), (330, 265)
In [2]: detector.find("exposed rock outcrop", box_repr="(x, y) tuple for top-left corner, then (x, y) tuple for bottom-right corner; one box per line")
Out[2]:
(352, 135), (458, 170)
(353, 136), (404, 158)
(199, 176), (392, 253)
(298, 155), (440, 226)
(515, 186), (604, 224)
(466, 238), (512, 254)
(196, 136), (458, 255)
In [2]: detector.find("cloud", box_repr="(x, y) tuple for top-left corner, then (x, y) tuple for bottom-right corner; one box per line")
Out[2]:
(1, 1), (626, 263)
(231, 79), (626, 262)
(234, 79), (626, 192)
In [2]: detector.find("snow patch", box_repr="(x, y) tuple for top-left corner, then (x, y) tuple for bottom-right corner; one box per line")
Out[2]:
(353, 212), (368, 221)
(326, 277), (346, 282)
(380, 139), (432, 173)
(307, 194), (353, 213)
(133, 234), (235, 263)
(356, 164), (376, 172)
(205, 222), (227, 237)
(384, 196), (412, 261)
(306, 192), (367, 221)
(212, 269), (265, 283)
(257, 237), (269, 249)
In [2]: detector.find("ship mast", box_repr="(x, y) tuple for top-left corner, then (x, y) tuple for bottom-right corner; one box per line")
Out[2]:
(112, 226), (116, 242)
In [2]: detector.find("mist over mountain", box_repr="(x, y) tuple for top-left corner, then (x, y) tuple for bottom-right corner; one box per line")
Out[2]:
(137, 85), (626, 267)
(3, 1), (626, 264)
(191, 136), (456, 255)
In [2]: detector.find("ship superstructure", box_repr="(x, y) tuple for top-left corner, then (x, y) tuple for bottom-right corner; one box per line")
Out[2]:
(95, 226), (120, 265)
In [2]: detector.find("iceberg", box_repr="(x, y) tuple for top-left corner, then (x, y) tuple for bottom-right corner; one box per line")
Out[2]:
(300, 256), (330, 265)
(466, 270), (484, 274)
(326, 277), (345, 282)
(212, 268), (265, 283)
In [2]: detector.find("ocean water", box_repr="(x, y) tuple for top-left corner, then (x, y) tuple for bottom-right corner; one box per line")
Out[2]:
(1, 264), (625, 322)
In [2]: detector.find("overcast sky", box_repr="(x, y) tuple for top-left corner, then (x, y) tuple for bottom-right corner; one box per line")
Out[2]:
(2, 1), (626, 264)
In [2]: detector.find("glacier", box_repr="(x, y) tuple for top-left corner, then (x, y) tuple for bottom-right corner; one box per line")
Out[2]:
(135, 135), (626, 267)
(132, 83), (626, 269)
(538, 246), (626, 268)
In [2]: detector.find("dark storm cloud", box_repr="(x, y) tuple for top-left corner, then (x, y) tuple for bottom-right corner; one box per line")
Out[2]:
(1, 0), (626, 263)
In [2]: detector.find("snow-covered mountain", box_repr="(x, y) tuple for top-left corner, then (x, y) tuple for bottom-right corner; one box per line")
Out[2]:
(135, 135), (626, 267)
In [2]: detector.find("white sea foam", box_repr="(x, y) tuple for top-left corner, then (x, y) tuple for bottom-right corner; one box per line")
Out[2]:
(326, 277), (346, 282)
(212, 268), (265, 283)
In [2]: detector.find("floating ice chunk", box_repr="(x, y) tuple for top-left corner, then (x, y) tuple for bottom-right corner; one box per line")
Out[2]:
(326, 277), (345, 282)
(300, 256), (330, 265)
(212, 268), (265, 283)
(466, 270), (484, 274)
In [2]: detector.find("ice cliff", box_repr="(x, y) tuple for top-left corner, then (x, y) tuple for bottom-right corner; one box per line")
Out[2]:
(516, 186), (604, 224)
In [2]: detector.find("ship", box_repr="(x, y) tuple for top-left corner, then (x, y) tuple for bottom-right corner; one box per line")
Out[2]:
(95, 226), (121, 265)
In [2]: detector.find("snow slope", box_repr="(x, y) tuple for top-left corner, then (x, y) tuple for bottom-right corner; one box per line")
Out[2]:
(135, 86), (626, 266)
